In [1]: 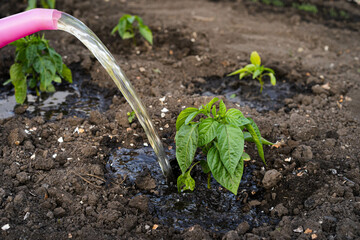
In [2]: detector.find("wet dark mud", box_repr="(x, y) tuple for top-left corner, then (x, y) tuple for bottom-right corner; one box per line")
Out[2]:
(107, 147), (279, 233)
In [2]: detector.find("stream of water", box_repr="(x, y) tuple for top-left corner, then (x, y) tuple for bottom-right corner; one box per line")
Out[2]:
(57, 13), (173, 179)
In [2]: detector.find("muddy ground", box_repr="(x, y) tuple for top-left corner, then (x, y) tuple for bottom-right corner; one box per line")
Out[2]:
(1, 0), (360, 239)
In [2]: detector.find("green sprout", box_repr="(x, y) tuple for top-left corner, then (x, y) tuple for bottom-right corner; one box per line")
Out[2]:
(26, 0), (55, 10)
(228, 51), (276, 92)
(175, 97), (273, 195)
(111, 14), (153, 45)
(292, 3), (318, 14)
(4, 35), (72, 104)
(127, 111), (136, 123)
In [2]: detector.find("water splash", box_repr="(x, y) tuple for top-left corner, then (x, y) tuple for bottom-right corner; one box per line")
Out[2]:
(57, 13), (173, 179)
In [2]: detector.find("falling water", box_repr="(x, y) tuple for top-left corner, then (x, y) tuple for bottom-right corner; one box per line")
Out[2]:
(57, 13), (173, 179)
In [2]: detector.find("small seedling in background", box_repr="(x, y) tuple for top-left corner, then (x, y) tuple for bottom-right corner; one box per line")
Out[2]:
(175, 97), (273, 195)
(292, 3), (318, 14)
(111, 14), (153, 45)
(127, 111), (136, 123)
(228, 51), (276, 92)
(26, 0), (55, 10)
(4, 35), (72, 104)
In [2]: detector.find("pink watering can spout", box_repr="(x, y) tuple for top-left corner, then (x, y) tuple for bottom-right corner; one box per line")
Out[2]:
(0, 9), (62, 48)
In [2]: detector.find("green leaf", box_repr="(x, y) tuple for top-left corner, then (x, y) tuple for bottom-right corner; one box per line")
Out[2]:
(207, 147), (244, 195)
(175, 124), (199, 173)
(134, 16), (144, 25)
(139, 24), (153, 45)
(216, 124), (244, 176)
(264, 67), (275, 74)
(269, 73), (276, 86)
(176, 107), (198, 131)
(111, 25), (119, 35)
(226, 116), (251, 127)
(10, 38), (26, 48)
(47, 0), (55, 8)
(25, 45), (38, 67)
(14, 77), (27, 104)
(3, 79), (12, 86)
(49, 48), (63, 73)
(253, 68), (262, 79)
(9, 63), (25, 85)
(46, 83), (56, 92)
(54, 76), (62, 83)
(61, 64), (72, 83)
(40, 0), (49, 8)
(177, 171), (196, 192)
(250, 51), (261, 65)
(126, 15), (136, 24)
(40, 69), (53, 88)
(184, 111), (200, 125)
(241, 152), (251, 161)
(43, 56), (56, 75)
(122, 31), (135, 39)
(15, 48), (26, 63)
(33, 57), (44, 74)
(26, 0), (37, 10)
(240, 72), (251, 79)
(198, 118), (219, 146)
(228, 68), (247, 76)
(225, 108), (245, 125)
(28, 78), (37, 88)
(118, 17), (134, 39)
(244, 64), (256, 72)
(206, 97), (219, 112)
(219, 100), (226, 117)
(245, 118), (266, 165)
(211, 105), (217, 117)
(200, 160), (211, 174)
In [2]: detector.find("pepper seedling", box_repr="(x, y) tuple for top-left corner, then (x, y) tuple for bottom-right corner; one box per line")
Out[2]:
(111, 14), (153, 45)
(175, 97), (273, 195)
(127, 111), (136, 123)
(228, 51), (276, 92)
(4, 35), (72, 104)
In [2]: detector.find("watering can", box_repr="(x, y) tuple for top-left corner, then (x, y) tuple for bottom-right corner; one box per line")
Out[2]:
(0, 9), (174, 179)
(0, 9), (61, 48)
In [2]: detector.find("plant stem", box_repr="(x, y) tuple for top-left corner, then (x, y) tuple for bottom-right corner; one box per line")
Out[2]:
(259, 76), (264, 93)
(207, 172), (211, 189)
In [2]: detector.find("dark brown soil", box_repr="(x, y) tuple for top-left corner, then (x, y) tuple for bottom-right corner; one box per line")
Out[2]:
(1, 0), (360, 239)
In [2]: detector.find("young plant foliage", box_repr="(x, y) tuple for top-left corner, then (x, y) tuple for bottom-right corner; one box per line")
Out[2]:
(175, 98), (273, 195)
(26, 0), (55, 10)
(127, 111), (136, 123)
(5, 35), (72, 104)
(228, 51), (276, 92)
(111, 14), (153, 45)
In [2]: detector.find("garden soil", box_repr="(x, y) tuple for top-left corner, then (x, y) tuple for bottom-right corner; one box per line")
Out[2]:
(1, 0), (360, 239)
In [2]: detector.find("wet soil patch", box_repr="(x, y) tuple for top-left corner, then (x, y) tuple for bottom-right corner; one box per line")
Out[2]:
(193, 75), (309, 112)
(107, 147), (279, 233)
(0, 66), (112, 120)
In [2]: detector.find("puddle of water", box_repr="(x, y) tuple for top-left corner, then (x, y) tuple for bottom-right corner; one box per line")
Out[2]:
(0, 93), (17, 119)
(107, 147), (278, 233)
(195, 75), (301, 112)
(0, 70), (110, 120)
